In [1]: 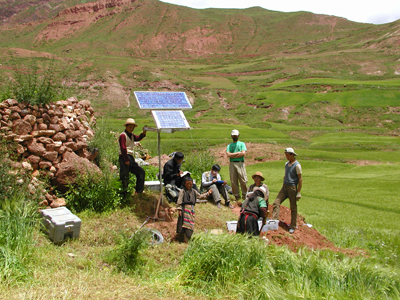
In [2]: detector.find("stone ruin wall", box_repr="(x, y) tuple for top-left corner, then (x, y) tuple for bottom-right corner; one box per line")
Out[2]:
(0, 97), (98, 207)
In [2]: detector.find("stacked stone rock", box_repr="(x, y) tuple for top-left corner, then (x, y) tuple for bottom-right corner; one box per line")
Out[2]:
(0, 96), (96, 178)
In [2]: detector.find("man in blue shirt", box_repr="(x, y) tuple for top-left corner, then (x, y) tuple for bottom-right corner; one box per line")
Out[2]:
(272, 147), (303, 234)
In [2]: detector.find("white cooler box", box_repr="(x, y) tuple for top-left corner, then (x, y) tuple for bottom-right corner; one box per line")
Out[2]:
(144, 180), (163, 192)
(261, 220), (279, 232)
(41, 207), (81, 243)
(226, 219), (279, 232)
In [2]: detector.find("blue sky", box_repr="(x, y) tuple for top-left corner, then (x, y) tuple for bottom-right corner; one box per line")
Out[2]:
(160, 0), (400, 24)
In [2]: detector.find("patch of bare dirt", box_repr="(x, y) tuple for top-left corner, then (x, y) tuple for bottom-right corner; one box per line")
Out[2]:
(231, 204), (364, 255)
(36, 0), (135, 42)
(270, 78), (288, 85)
(7, 48), (61, 59)
(194, 110), (209, 118)
(387, 107), (400, 114)
(141, 195), (363, 255)
(146, 154), (171, 168)
(346, 160), (381, 166)
(238, 204), (363, 255)
(211, 142), (283, 166)
(358, 62), (386, 76)
(288, 130), (317, 142)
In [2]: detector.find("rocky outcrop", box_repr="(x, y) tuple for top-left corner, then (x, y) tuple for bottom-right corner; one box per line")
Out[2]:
(36, 0), (137, 42)
(52, 150), (101, 192)
(0, 97), (98, 192)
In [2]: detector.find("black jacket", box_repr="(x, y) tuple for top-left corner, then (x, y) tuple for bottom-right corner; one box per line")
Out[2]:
(163, 158), (181, 185)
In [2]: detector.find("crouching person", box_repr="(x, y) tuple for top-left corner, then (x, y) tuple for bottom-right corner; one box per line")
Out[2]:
(176, 177), (212, 242)
(236, 186), (268, 236)
(201, 164), (233, 209)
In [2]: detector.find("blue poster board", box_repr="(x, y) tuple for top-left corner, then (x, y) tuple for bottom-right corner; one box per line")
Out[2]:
(134, 91), (192, 110)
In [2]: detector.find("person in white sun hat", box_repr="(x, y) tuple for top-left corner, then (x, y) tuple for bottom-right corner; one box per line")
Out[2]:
(118, 118), (147, 197)
(226, 129), (248, 201)
(272, 147), (303, 234)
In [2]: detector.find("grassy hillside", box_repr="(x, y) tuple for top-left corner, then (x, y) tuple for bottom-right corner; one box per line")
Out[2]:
(1, 1), (400, 298)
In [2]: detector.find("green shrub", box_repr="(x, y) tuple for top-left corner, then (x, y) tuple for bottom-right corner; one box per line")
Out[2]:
(182, 150), (217, 185)
(106, 229), (151, 274)
(178, 233), (273, 291)
(143, 165), (160, 181)
(88, 118), (120, 167)
(8, 56), (69, 105)
(64, 170), (121, 213)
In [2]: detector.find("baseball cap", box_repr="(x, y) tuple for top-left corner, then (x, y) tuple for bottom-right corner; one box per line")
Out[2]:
(231, 129), (240, 136)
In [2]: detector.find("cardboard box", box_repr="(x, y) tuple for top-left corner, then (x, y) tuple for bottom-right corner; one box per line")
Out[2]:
(41, 207), (81, 243)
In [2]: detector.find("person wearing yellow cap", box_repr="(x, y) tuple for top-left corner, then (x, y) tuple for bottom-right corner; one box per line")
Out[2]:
(118, 118), (147, 196)
(272, 147), (303, 234)
(226, 129), (248, 201)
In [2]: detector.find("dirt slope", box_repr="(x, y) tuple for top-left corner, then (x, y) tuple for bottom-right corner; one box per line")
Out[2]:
(134, 194), (362, 255)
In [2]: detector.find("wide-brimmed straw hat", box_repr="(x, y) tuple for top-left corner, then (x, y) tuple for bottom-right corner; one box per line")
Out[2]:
(252, 171), (265, 181)
(124, 118), (138, 127)
(252, 186), (267, 199)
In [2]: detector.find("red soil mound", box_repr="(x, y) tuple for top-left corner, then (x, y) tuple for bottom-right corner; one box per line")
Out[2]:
(140, 196), (362, 255)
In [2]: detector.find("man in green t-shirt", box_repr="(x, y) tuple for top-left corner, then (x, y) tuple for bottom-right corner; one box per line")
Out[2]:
(226, 129), (248, 200)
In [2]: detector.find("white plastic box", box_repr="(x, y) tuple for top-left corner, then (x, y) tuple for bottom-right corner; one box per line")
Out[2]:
(261, 220), (279, 232)
(226, 220), (264, 232)
(226, 219), (279, 232)
(41, 207), (81, 243)
(144, 180), (163, 191)
(226, 221), (238, 231)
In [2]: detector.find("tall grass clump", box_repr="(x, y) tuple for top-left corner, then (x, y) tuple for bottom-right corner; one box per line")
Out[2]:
(320, 225), (400, 268)
(268, 246), (400, 299)
(88, 118), (120, 167)
(183, 150), (217, 185)
(0, 141), (42, 283)
(0, 195), (38, 283)
(64, 169), (121, 213)
(105, 229), (151, 274)
(8, 55), (69, 105)
(177, 233), (400, 299)
(177, 233), (281, 298)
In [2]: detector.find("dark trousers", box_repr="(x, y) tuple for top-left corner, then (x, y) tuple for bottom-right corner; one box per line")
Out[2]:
(119, 155), (145, 193)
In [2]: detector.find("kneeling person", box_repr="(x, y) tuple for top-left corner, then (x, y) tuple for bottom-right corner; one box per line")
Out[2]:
(201, 164), (233, 209)
(236, 186), (268, 236)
